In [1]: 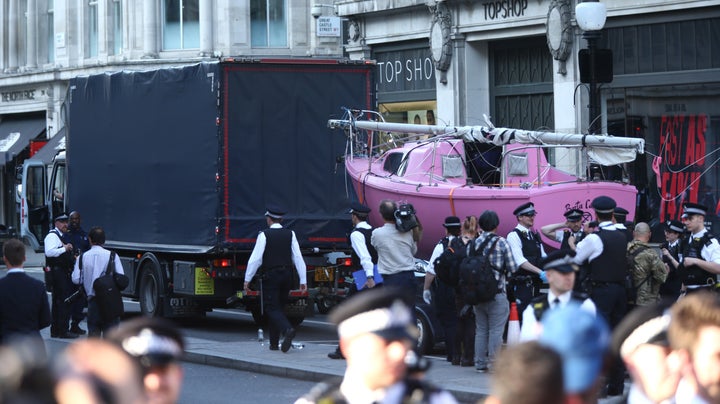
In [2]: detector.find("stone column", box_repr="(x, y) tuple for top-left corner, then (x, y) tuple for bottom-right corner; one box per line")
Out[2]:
(8, 0), (18, 71)
(198, 0), (213, 56)
(26, 0), (38, 68)
(142, 0), (158, 58)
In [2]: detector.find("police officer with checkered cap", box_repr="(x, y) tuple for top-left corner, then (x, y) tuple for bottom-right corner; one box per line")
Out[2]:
(679, 202), (720, 292)
(541, 208), (587, 251)
(507, 202), (547, 320)
(660, 220), (685, 300)
(328, 202), (380, 360)
(296, 287), (458, 404)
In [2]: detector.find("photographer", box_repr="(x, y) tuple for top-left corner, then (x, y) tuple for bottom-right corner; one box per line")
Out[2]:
(371, 200), (422, 305)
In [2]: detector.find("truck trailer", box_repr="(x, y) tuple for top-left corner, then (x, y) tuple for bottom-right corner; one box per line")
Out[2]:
(20, 59), (376, 323)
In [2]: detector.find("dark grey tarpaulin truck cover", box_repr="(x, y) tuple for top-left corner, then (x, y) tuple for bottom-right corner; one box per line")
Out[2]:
(67, 61), (374, 252)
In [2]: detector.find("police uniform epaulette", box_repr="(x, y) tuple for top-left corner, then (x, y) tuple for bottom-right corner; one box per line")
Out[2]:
(702, 232), (717, 246)
(571, 290), (590, 301)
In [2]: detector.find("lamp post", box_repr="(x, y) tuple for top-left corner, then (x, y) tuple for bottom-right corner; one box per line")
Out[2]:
(575, 0), (607, 135)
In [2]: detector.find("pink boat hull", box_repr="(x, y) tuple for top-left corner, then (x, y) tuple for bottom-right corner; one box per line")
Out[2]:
(346, 139), (637, 259)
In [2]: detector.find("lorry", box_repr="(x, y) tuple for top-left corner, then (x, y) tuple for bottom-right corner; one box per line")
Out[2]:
(20, 59), (376, 323)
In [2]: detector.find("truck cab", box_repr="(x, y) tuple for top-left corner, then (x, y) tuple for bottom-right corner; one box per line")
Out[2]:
(19, 151), (66, 251)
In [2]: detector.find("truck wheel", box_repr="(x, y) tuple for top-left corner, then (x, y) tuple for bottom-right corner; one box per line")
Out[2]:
(139, 263), (164, 317)
(316, 295), (334, 314)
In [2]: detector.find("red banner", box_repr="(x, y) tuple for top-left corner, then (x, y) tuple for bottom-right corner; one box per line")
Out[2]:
(659, 115), (708, 221)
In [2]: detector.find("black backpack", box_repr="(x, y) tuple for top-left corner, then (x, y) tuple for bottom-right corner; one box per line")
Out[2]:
(433, 237), (467, 287)
(82, 251), (128, 320)
(458, 235), (502, 305)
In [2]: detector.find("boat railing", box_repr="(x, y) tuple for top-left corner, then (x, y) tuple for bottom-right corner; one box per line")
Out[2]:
(330, 109), (644, 189)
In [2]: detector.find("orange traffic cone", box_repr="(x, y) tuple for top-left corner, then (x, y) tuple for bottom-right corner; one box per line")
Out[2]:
(506, 302), (521, 346)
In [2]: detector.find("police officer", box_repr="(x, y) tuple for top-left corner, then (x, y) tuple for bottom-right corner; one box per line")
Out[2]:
(296, 287), (458, 404)
(520, 250), (596, 341)
(572, 195), (628, 396)
(244, 205), (307, 353)
(507, 202), (547, 319)
(659, 219), (685, 300)
(540, 209), (586, 251)
(679, 202), (720, 292)
(347, 202), (379, 292)
(614, 207), (634, 242)
(44, 213), (78, 339)
(424, 216), (462, 364)
(328, 202), (379, 360)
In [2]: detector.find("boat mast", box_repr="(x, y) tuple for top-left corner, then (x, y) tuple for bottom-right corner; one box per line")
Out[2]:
(328, 119), (645, 154)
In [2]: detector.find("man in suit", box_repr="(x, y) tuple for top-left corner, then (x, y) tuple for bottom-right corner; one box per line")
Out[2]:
(0, 238), (51, 345)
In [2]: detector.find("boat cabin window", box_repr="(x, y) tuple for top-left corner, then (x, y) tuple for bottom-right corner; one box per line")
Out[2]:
(507, 153), (529, 176)
(442, 155), (464, 178)
(383, 152), (405, 175)
(465, 142), (502, 185)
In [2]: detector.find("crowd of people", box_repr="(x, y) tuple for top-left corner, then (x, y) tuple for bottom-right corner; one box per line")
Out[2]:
(4, 193), (720, 403)
(0, 211), (186, 404)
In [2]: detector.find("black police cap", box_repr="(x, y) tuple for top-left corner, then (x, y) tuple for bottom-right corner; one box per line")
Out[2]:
(682, 202), (707, 217)
(513, 202), (536, 217)
(349, 202), (371, 216)
(591, 196), (617, 214)
(564, 209), (584, 222)
(443, 216), (461, 228)
(265, 204), (286, 219)
(541, 249), (578, 273)
(665, 220), (684, 233)
(329, 286), (419, 342)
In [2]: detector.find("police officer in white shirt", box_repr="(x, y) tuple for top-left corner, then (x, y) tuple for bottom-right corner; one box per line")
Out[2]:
(520, 250), (596, 341)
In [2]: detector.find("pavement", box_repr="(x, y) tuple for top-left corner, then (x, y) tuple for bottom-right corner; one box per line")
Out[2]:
(23, 244), (625, 404)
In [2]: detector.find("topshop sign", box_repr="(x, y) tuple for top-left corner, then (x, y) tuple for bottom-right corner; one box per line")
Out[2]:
(375, 47), (436, 93)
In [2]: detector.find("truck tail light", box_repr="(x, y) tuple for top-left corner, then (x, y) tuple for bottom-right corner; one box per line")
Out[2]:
(336, 257), (352, 267)
(212, 258), (232, 268)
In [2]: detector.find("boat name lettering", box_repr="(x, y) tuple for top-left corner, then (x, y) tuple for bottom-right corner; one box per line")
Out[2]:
(377, 58), (435, 84)
(565, 200), (591, 212)
(1, 89), (35, 102)
(483, 0), (528, 20)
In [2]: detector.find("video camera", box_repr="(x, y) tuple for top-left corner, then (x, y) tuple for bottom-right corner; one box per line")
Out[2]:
(394, 203), (418, 233)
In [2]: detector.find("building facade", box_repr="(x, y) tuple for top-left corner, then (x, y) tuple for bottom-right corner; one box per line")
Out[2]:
(336, 0), (719, 229)
(0, 0), (718, 233)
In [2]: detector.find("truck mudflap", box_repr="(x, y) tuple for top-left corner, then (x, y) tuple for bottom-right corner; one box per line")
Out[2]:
(163, 296), (205, 318)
